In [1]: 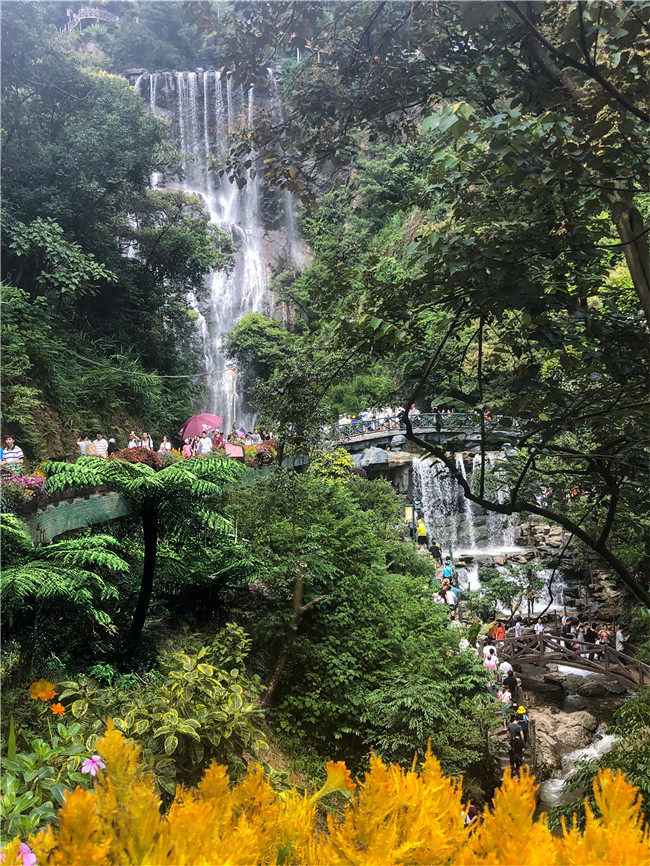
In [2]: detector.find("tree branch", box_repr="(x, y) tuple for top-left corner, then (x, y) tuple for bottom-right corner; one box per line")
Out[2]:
(400, 427), (650, 606)
(506, 1), (650, 124)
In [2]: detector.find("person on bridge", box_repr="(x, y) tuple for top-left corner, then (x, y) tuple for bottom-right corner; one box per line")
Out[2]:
(534, 617), (544, 648)
(615, 626), (629, 653)
(585, 622), (598, 660)
(496, 621), (506, 645)
(514, 619), (523, 639)
(561, 617), (575, 648)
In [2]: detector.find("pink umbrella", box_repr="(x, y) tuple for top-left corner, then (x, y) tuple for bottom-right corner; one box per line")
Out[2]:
(178, 413), (224, 441)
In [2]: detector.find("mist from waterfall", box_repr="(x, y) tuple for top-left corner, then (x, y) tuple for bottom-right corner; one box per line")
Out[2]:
(412, 453), (520, 557)
(137, 70), (303, 431)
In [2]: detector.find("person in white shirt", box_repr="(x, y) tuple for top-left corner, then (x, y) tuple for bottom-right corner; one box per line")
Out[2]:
(534, 617), (544, 648)
(128, 432), (140, 448)
(76, 435), (89, 455)
(199, 432), (213, 455)
(2, 436), (24, 467)
(94, 433), (109, 459)
(514, 620), (523, 639)
(140, 432), (153, 451)
(483, 642), (497, 659)
(158, 436), (172, 453)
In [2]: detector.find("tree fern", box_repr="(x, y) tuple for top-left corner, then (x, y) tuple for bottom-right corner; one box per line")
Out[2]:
(1, 514), (126, 638)
(44, 456), (249, 646)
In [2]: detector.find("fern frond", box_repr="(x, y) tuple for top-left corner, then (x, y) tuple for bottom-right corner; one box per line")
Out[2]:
(0, 513), (34, 566)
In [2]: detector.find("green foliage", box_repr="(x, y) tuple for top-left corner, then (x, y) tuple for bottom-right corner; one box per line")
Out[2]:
(307, 448), (355, 484)
(0, 8), (235, 460)
(227, 470), (491, 776)
(466, 565), (546, 622)
(0, 722), (92, 845)
(0, 514), (128, 662)
(55, 626), (266, 796)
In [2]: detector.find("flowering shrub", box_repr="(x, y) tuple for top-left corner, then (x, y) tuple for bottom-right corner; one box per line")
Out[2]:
(243, 443), (276, 467)
(5, 725), (647, 865)
(108, 447), (162, 471)
(0, 474), (46, 512)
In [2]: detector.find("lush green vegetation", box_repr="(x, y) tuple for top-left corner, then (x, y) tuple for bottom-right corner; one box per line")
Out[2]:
(2, 1), (649, 855)
(1, 3), (233, 458)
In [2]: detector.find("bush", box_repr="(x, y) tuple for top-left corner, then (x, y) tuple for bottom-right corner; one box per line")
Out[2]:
(0, 472), (46, 512)
(108, 447), (162, 471)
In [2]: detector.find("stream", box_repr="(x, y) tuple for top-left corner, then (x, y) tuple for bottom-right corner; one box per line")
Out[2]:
(538, 731), (617, 810)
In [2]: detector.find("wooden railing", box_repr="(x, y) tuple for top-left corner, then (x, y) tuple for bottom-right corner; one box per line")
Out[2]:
(499, 633), (650, 687)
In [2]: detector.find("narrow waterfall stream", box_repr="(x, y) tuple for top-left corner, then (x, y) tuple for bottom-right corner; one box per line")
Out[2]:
(538, 732), (617, 811)
(136, 71), (304, 431)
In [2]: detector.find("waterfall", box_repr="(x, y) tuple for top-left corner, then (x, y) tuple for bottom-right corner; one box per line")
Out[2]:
(413, 452), (521, 557)
(538, 732), (616, 811)
(140, 70), (303, 431)
(455, 453), (476, 550)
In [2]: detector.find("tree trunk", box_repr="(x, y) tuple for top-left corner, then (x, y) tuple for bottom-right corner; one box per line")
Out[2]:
(607, 191), (650, 328)
(126, 508), (159, 647)
(262, 562), (307, 708)
(262, 563), (327, 707)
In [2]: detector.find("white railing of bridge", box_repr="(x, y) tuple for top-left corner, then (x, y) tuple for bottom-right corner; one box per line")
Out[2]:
(67, 8), (120, 31)
(332, 413), (520, 441)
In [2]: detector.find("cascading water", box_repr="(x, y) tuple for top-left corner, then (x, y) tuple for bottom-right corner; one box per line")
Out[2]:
(137, 70), (303, 431)
(538, 731), (616, 811)
(412, 453), (520, 557)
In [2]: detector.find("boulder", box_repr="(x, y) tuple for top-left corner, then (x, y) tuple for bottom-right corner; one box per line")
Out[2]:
(563, 674), (588, 693)
(562, 694), (588, 711)
(576, 680), (608, 698)
(543, 671), (566, 685)
(386, 450), (412, 467)
(360, 447), (389, 468)
(391, 434), (407, 447)
(604, 681), (627, 695)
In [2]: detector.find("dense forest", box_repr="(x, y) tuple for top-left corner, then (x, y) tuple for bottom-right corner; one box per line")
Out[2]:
(1, 2), (649, 863)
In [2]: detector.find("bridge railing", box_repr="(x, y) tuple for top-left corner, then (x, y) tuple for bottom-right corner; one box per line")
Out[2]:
(500, 633), (650, 685)
(332, 412), (521, 441)
(67, 8), (120, 30)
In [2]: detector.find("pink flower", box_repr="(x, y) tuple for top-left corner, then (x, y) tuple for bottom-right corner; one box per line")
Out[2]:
(81, 755), (106, 776)
(18, 844), (36, 866)
(1, 845), (37, 866)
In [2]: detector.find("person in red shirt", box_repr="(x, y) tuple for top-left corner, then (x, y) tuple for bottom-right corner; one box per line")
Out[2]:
(212, 430), (224, 448)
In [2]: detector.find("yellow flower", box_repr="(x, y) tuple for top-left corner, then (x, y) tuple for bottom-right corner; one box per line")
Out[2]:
(29, 679), (55, 701)
(309, 760), (355, 803)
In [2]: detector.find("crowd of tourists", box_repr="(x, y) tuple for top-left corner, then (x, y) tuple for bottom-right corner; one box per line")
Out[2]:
(71, 428), (275, 459)
(333, 405), (416, 428)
